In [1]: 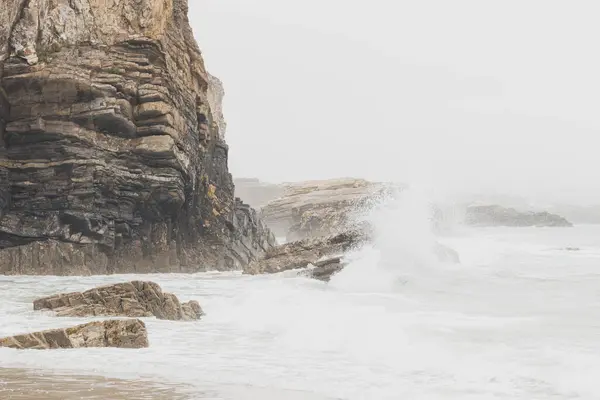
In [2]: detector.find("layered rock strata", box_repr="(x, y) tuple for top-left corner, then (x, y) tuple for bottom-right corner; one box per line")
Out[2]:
(33, 281), (202, 320)
(0, 0), (275, 274)
(244, 231), (365, 275)
(244, 229), (459, 277)
(259, 178), (398, 241)
(0, 319), (148, 349)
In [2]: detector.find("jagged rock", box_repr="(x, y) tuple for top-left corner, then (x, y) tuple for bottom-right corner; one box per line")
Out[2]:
(244, 231), (366, 275)
(0, 319), (148, 349)
(259, 178), (400, 241)
(0, 0), (275, 275)
(245, 230), (459, 278)
(299, 257), (346, 282)
(33, 281), (203, 321)
(465, 205), (573, 227)
(245, 178), (459, 278)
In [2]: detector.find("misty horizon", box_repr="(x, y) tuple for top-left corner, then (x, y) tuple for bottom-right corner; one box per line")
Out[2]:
(190, 0), (600, 206)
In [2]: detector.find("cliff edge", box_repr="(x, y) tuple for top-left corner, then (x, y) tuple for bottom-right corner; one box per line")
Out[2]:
(0, 0), (275, 274)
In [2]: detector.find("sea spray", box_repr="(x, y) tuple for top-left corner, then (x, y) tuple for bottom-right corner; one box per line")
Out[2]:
(331, 183), (453, 292)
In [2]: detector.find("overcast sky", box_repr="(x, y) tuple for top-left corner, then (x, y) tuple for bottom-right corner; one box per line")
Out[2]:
(189, 0), (600, 205)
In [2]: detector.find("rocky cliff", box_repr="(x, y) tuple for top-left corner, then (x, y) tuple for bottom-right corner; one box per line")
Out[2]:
(0, 0), (275, 275)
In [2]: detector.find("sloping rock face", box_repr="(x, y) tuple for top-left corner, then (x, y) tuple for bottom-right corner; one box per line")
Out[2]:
(244, 229), (459, 277)
(33, 281), (202, 320)
(260, 178), (397, 241)
(0, 319), (148, 349)
(244, 231), (365, 275)
(465, 205), (573, 227)
(0, 0), (275, 274)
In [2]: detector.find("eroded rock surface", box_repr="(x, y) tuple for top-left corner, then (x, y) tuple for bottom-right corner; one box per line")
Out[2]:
(260, 178), (398, 241)
(0, 319), (148, 349)
(0, 0), (275, 275)
(244, 229), (459, 277)
(244, 178), (459, 279)
(33, 281), (203, 320)
(244, 231), (365, 275)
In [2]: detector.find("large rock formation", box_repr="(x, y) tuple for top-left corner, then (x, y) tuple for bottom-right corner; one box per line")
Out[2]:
(465, 205), (573, 227)
(0, 319), (148, 349)
(33, 281), (202, 320)
(242, 178), (459, 279)
(259, 178), (397, 241)
(0, 0), (275, 274)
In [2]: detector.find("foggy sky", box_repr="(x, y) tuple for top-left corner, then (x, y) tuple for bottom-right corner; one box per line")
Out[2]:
(189, 0), (600, 205)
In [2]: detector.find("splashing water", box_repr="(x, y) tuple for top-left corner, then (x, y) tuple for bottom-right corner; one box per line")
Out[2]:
(333, 184), (450, 292)
(2, 189), (600, 399)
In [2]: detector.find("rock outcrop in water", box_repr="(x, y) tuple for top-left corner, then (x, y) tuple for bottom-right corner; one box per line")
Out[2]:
(34, 281), (202, 320)
(465, 205), (573, 227)
(0, 319), (148, 349)
(259, 178), (397, 241)
(0, 0), (275, 275)
(242, 178), (460, 279)
(244, 231), (365, 275)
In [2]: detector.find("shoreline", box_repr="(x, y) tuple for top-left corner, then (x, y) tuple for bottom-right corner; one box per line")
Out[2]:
(0, 368), (193, 400)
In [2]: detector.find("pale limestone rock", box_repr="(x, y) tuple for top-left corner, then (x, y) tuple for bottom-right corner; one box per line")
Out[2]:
(33, 281), (203, 321)
(0, 319), (148, 349)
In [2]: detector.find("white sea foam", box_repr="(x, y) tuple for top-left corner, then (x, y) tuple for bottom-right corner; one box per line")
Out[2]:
(1, 208), (600, 399)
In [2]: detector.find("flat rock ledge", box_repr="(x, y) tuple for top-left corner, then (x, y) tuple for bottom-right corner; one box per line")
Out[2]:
(33, 281), (203, 321)
(0, 319), (148, 350)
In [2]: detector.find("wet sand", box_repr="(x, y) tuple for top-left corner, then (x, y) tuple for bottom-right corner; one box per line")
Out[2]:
(0, 369), (193, 400)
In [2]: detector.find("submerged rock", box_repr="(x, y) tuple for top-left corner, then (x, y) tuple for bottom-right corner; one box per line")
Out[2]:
(0, 0), (275, 275)
(33, 281), (203, 321)
(0, 319), (148, 349)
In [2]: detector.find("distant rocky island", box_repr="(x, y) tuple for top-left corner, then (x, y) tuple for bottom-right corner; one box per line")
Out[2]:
(464, 205), (573, 227)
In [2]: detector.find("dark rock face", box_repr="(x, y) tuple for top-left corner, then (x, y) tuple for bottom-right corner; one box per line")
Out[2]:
(465, 205), (573, 227)
(0, 0), (275, 274)
(34, 281), (203, 321)
(0, 319), (149, 349)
